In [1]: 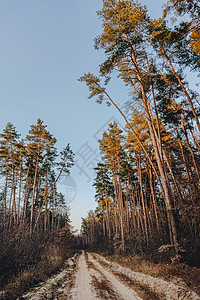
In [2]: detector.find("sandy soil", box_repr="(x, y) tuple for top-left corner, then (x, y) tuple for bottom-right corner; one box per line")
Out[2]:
(22, 251), (200, 300)
(69, 251), (98, 300)
(93, 253), (200, 300)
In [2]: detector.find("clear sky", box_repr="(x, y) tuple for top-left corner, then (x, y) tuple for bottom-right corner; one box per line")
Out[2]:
(0, 0), (166, 230)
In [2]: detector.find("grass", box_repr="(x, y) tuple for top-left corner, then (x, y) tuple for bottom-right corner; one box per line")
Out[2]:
(102, 253), (200, 295)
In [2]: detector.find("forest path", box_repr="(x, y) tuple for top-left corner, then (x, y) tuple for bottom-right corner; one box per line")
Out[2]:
(23, 251), (200, 300)
(68, 251), (141, 300)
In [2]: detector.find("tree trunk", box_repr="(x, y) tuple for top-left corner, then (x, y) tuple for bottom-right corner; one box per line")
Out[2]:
(179, 114), (200, 183)
(149, 166), (160, 232)
(12, 168), (17, 225)
(30, 156), (39, 234)
(138, 155), (148, 243)
(17, 164), (22, 224)
(164, 51), (200, 133)
(44, 173), (48, 232)
(3, 173), (8, 226)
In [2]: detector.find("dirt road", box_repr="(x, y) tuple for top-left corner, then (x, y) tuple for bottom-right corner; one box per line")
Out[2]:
(23, 251), (200, 300)
(69, 252), (141, 300)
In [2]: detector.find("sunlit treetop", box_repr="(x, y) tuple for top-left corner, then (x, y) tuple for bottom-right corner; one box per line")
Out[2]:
(95, 0), (148, 52)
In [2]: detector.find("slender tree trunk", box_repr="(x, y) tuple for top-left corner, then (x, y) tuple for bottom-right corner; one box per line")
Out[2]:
(144, 182), (153, 235)
(30, 156), (39, 234)
(105, 190), (111, 241)
(17, 164), (22, 224)
(12, 168), (17, 225)
(163, 149), (184, 201)
(118, 179), (125, 251)
(23, 165), (30, 222)
(138, 155), (148, 243)
(125, 181), (130, 236)
(103, 215), (106, 237)
(163, 51), (200, 133)
(3, 173), (8, 226)
(112, 160), (125, 251)
(179, 114), (200, 183)
(190, 129), (200, 153)
(114, 199), (118, 234)
(131, 186), (137, 233)
(8, 188), (13, 228)
(149, 166), (160, 232)
(176, 129), (192, 184)
(44, 173), (48, 232)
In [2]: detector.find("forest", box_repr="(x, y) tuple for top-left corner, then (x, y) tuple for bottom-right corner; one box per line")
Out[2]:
(0, 0), (200, 299)
(0, 120), (75, 298)
(81, 0), (200, 266)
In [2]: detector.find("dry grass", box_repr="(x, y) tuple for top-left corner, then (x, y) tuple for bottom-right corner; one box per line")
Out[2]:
(53, 272), (77, 300)
(0, 249), (77, 300)
(103, 253), (200, 295)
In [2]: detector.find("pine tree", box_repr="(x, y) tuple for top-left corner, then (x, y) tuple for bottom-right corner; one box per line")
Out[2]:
(93, 162), (114, 241)
(26, 119), (56, 233)
(98, 122), (126, 251)
(0, 123), (20, 225)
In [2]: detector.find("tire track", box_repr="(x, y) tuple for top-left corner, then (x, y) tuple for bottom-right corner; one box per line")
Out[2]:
(87, 252), (142, 300)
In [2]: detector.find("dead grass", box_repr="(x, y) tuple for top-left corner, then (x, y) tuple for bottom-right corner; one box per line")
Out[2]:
(53, 272), (77, 300)
(0, 250), (77, 300)
(103, 253), (200, 295)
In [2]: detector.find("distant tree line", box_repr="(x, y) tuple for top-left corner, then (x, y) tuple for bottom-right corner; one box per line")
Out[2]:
(81, 0), (200, 265)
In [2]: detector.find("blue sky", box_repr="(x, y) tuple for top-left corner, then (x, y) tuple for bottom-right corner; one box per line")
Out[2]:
(0, 0), (167, 230)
